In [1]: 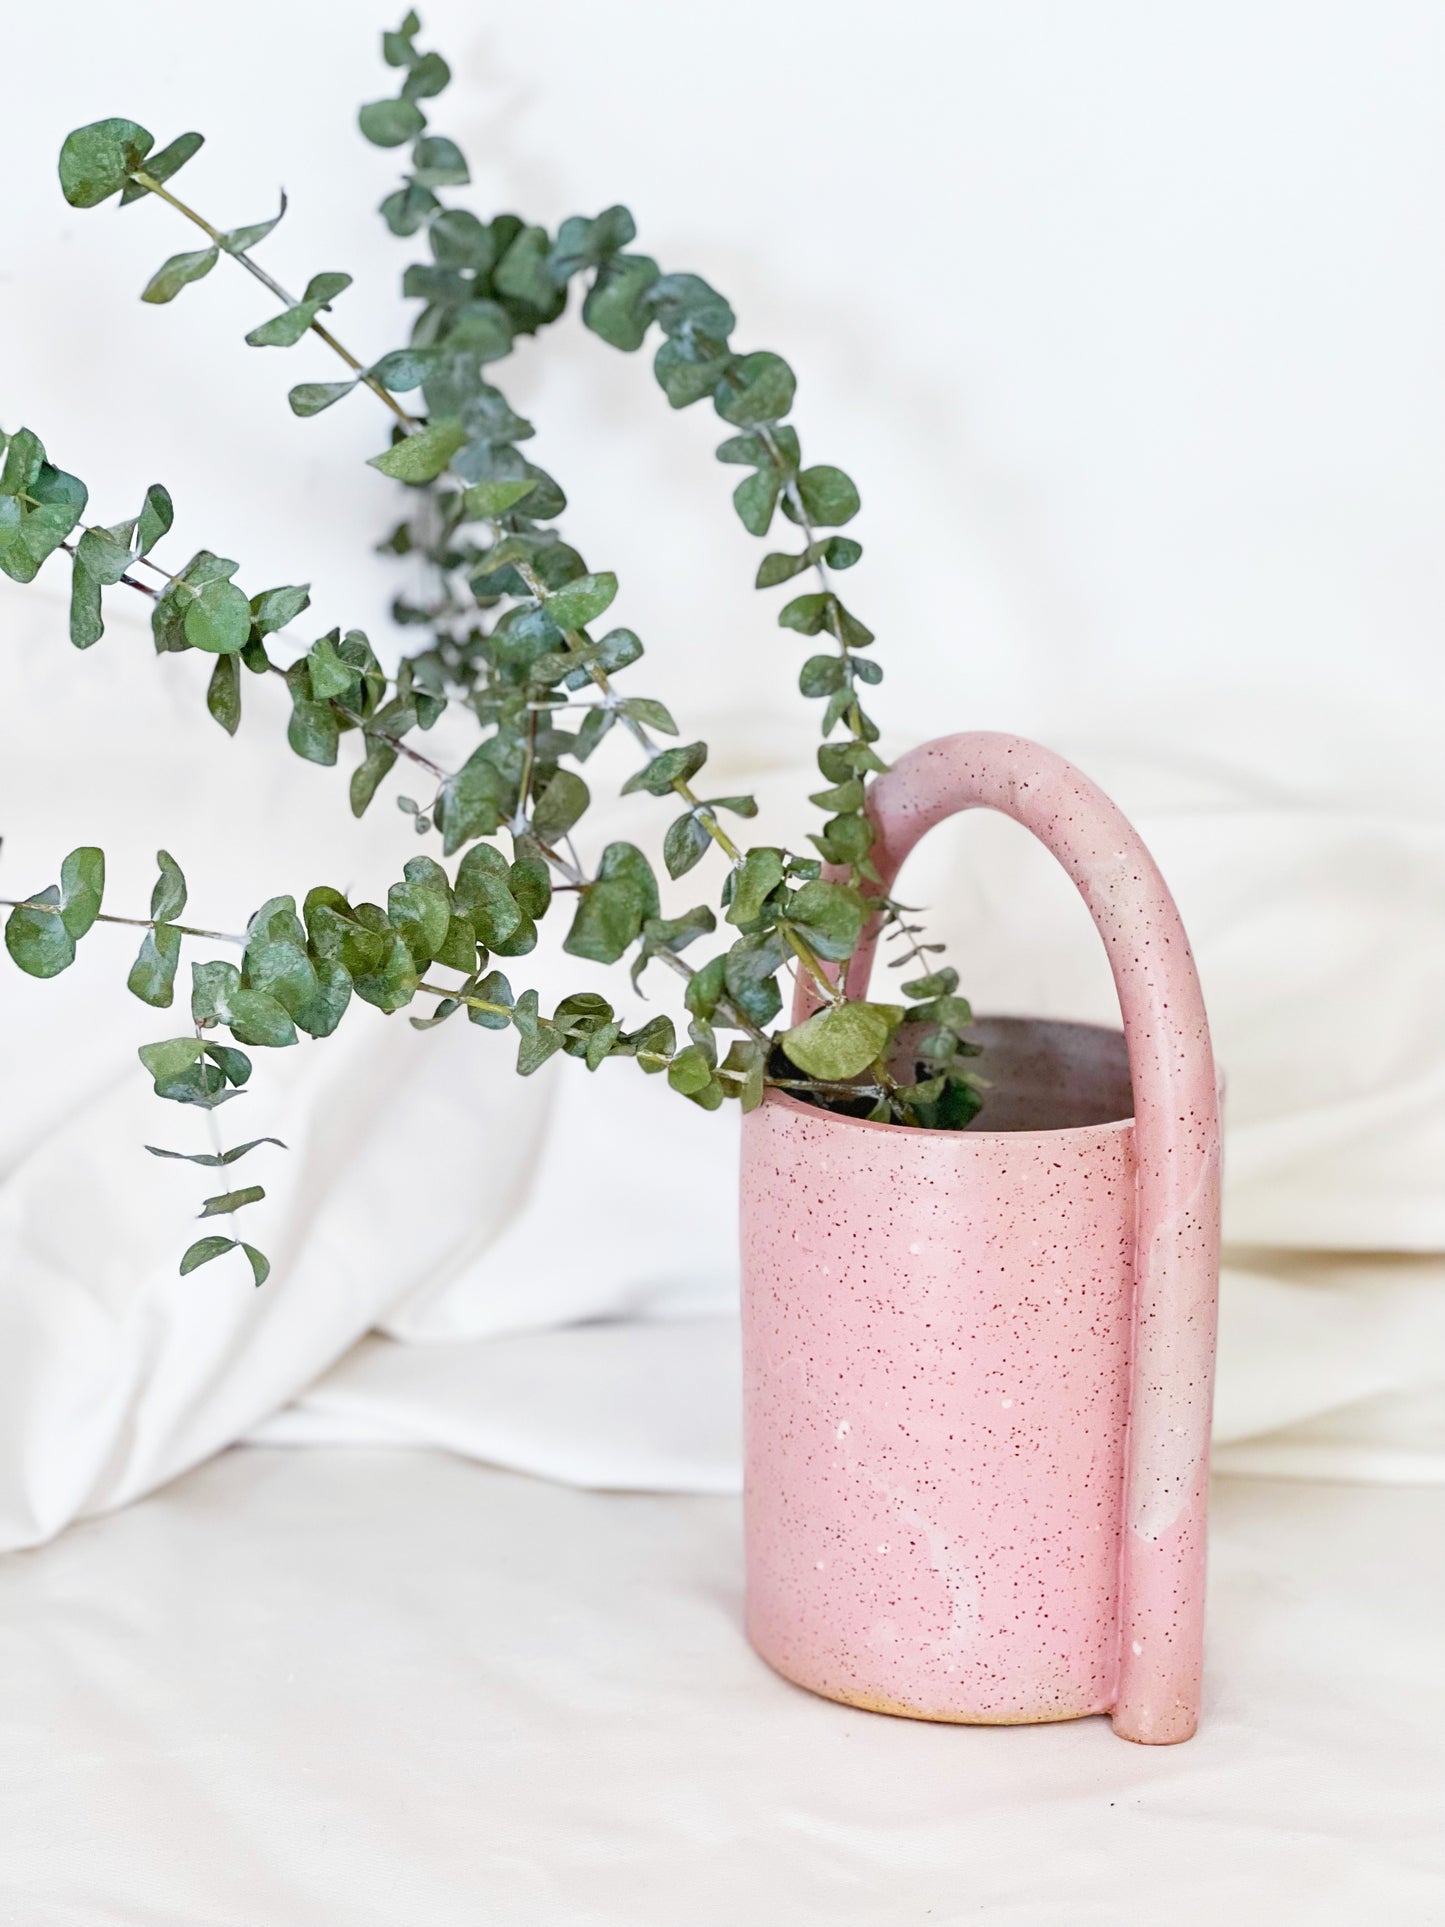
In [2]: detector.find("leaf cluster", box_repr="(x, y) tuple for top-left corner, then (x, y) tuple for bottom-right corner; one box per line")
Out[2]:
(2, 13), (990, 1289)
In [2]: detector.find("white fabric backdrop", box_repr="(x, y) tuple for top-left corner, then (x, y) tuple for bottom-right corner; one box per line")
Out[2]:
(4, 1448), (1441, 1926)
(1, 0), (1442, 1549)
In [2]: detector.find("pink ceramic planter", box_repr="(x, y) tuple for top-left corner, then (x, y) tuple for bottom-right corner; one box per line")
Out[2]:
(740, 733), (1221, 1744)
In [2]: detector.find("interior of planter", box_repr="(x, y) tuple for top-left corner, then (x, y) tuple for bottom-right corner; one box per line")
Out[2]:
(909, 1016), (1133, 1133)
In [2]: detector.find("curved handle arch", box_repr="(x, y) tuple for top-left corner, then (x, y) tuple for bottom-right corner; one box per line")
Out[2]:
(811, 731), (1220, 1744)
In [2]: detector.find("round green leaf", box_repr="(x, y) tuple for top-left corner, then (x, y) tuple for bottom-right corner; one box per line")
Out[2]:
(358, 97), (427, 147)
(781, 1001), (896, 1082)
(4, 890), (75, 978)
(59, 118), (154, 208)
(184, 579), (251, 655)
(791, 465), (860, 528)
(714, 352), (796, 428)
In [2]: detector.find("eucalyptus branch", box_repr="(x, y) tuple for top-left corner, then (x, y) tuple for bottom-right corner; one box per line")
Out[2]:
(0, 899), (244, 944)
(59, 537), (158, 600)
(128, 170), (418, 429)
(0, 13), (992, 1293)
(508, 553), (745, 866)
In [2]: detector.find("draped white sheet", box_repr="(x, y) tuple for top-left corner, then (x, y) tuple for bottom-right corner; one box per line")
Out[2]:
(2, 1447), (1440, 1926)
(1, 596), (1441, 1550)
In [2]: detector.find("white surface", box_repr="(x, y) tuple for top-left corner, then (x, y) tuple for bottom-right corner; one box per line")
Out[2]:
(1, 1446), (1440, 1926)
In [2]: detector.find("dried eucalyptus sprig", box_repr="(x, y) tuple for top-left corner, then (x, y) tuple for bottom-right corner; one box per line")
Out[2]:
(1, 14), (985, 1288)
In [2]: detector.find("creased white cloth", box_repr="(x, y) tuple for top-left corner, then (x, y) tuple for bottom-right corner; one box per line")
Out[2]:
(1, 585), (1442, 1550)
(2, 1448), (1441, 1927)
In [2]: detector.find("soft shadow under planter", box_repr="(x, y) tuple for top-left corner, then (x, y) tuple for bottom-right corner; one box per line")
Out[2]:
(740, 733), (1221, 1745)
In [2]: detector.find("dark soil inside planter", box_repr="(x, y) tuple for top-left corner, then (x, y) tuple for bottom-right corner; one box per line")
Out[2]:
(777, 1016), (1135, 1134)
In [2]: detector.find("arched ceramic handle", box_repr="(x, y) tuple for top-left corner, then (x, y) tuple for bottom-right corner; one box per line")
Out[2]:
(796, 731), (1221, 1743)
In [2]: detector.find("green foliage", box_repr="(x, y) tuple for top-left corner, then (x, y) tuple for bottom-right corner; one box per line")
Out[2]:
(147, 1137), (285, 1167)
(127, 921), (182, 1006)
(198, 1184), (265, 1217)
(782, 1001), (898, 1082)
(58, 118), (154, 207)
(0, 428), (88, 585)
(4, 17), (992, 1289)
(368, 419), (466, 481)
(622, 743), (707, 797)
(141, 246), (218, 304)
(715, 352), (796, 427)
(246, 273), (353, 349)
(2, 847), (104, 978)
(180, 1235), (270, 1286)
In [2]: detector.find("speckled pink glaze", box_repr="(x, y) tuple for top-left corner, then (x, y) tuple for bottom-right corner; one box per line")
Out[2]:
(740, 733), (1221, 1744)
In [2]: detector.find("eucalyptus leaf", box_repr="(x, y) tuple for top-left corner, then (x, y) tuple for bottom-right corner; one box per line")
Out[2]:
(351, 739), (399, 816)
(59, 118), (154, 207)
(119, 130), (202, 203)
(453, 847), (522, 948)
(530, 768), (589, 840)
(242, 897), (317, 1019)
(285, 663), (339, 765)
(141, 246), (218, 304)
(781, 1001), (896, 1082)
(727, 847), (785, 927)
(461, 477), (536, 518)
(198, 1184), (265, 1218)
(402, 50), (451, 99)
(583, 253), (660, 353)
(787, 464), (861, 528)
(620, 742), (707, 797)
(4, 889), (74, 978)
(438, 747), (508, 855)
(714, 351), (796, 427)
(786, 879), (866, 962)
(289, 380), (358, 418)
(307, 633), (361, 701)
(179, 1235), (237, 1276)
(206, 653), (242, 734)
(664, 811), (710, 879)
(58, 847), (104, 940)
(722, 933), (785, 1026)
(127, 921), (182, 1007)
(191, 958), (298, 1049)
(369, 348), (437, 391)
(543, 571), (617, 631)
(358, 96), (427, 147)
(221, 195), (287, 255)
(184, 578), (251, 655)
(136, 483), (173, 556)
(410, 135), (470, 189)
(465, 968), (514, 1030)
(241, 1244), (271, 1287)
(147, 850), (187, 923)
(368, 420), (466, 483)
(732, 467), (782, 537)
(388, 855), (452, 961)
(146, 1137), (286, 1168)
(350, 929), (418, 1012)
(138, 1035), (204, 1087)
